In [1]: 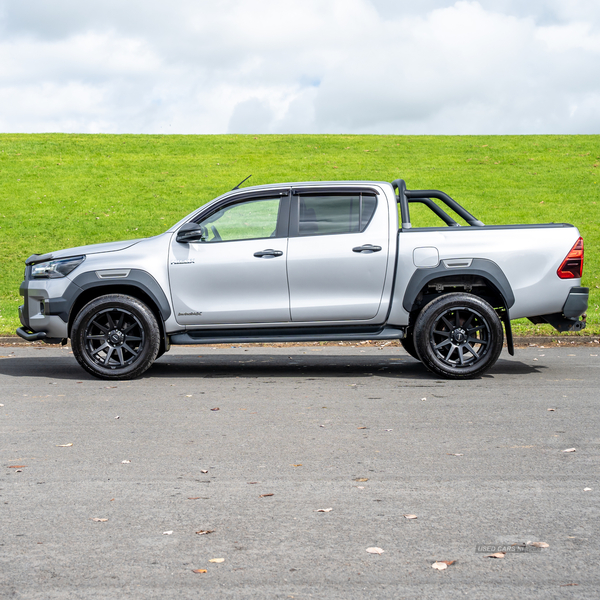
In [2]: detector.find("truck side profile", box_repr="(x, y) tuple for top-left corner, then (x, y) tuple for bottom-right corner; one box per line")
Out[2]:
(17, 179), (588, 380)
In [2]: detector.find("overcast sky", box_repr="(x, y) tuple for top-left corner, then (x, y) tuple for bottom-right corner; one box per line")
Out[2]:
(1, 0), (599, 135)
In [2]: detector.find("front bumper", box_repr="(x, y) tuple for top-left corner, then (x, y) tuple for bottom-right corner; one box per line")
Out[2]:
(18, 275), (71, 342)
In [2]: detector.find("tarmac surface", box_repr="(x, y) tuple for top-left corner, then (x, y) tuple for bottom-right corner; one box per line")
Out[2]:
(1, 344), (599, 599)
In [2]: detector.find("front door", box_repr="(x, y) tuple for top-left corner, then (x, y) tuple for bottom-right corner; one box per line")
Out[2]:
(169, 194), (290, 326)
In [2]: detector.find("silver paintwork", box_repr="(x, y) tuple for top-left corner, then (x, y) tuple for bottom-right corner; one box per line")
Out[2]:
(43, 238), (145, 260)
(19, 181), (584, 340)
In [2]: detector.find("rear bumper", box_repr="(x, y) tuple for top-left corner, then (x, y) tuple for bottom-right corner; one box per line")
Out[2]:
(528, 286), (588, 332)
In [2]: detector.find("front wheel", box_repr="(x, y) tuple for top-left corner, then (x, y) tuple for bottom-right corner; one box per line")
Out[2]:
(71, 294), (160, 380)
(413, 293), (503, 379)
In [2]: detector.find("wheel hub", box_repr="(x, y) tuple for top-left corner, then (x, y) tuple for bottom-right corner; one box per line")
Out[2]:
(451, 327), (467, 344)
(108, 329), (125, 347)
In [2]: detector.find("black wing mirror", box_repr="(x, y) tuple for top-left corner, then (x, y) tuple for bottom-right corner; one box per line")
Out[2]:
(176, 222), (206, 243)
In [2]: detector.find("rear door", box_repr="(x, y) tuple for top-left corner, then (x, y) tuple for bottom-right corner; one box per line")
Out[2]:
(286, 188), (390, 322)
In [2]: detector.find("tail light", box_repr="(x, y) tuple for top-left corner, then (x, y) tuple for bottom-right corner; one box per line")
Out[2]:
(557, 237), (584, 279)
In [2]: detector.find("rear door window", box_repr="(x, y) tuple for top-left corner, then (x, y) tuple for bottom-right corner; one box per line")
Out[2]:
(296, 194), (377, 236)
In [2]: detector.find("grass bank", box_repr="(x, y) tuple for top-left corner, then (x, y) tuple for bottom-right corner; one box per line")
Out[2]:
(1, 133), (598, 336)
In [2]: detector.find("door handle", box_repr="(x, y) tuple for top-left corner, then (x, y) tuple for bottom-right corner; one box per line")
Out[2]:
(253, 249), (284, 258)
(352, 244), (382, 253)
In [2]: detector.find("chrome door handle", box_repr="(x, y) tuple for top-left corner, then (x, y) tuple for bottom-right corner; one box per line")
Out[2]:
(253, 249), (284, 258)
(352, 244), (382, 253)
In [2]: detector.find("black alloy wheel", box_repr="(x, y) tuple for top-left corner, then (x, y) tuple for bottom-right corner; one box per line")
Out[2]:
(85, 307), (144, 369)
(71, 294), (160, 380)
(413, 293), (503, 379)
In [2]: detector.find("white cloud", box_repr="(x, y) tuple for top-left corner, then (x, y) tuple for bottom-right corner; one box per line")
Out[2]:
(0, 0), (598, 134)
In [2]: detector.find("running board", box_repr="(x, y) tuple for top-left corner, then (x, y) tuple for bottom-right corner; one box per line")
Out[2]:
(169, 325), (405, 346)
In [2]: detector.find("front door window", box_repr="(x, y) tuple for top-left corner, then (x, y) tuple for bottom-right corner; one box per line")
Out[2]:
(198, 198), (281, 242)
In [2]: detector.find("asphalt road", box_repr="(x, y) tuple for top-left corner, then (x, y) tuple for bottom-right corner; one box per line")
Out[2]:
(1, 344), (599, 599)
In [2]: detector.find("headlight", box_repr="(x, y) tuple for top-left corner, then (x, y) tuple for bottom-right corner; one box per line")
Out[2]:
(31, 256), (86, 279)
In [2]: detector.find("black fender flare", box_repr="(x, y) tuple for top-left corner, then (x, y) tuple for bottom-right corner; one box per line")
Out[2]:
(402, 259), (515, 313)
(47, 269), (172, 324)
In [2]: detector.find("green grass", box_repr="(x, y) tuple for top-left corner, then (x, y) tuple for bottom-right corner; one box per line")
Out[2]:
(1, 133), (599, 336)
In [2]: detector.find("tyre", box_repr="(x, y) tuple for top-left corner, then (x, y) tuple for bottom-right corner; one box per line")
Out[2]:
(413, 293), (503, 379)
(71, 294), (160, 380)
(400, 332), (420, 361)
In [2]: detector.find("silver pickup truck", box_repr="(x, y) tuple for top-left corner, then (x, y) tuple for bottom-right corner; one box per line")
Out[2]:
(17, 178), (588, 380)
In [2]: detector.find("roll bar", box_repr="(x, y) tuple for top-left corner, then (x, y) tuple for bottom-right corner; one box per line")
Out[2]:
(392, 179), (485, 228)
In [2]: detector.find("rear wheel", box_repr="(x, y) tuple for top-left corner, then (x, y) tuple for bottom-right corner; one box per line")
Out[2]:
(413, 293), (503, 379)
(71, 294), (160, 380)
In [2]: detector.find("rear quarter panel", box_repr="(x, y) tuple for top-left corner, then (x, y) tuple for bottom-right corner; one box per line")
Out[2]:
(388, 224), (582, 325)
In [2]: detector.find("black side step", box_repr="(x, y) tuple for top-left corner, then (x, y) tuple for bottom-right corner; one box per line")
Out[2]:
(170, 325), (405, 346)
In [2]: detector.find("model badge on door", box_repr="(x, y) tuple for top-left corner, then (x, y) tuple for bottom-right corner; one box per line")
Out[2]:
(178, 312), (202, 316)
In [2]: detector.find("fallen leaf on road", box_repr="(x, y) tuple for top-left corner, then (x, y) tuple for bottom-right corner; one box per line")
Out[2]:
(114, 416), (120, 419)
(259, 493), (274, 498)
(315, 508), (333, 512)
(354, 478), (369, 482)
(432, 561), (454, 570)
(195, 530), (215, 535)
(185, 395), (192, 397)
(201, 470), (208, 473)
(366, 547), (384, 554)
(560, 583), (578, 587)
(121, 460), (131, 464)
(291, 464), (302, 467)
(486, 552), (505, 558)
(163, 531), (173, 535)
(357, 426), (368, 429)
(91, 518), (108, 522)
(562, 448), (576, 453)
(211, 407), (220, 411)
(209, 558), (224, 563)
(8, 465), (26, 468)
(547, 408), (555, 411)
(584, 488), (592, 491)
(530, 542), (549, 548)
(192, 569), (207, 573)
(404, 514), (418, 519)
(56, 443), (73, 447)
(247, 482), (258, 484)
(447, 453), (464, 456)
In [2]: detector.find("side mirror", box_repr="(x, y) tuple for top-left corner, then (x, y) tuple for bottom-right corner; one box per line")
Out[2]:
(176, 222), (205, 243)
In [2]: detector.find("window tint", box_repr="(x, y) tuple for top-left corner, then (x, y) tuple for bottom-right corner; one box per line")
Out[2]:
(199, 197), (280, 242)
(298, 194), (377, 237)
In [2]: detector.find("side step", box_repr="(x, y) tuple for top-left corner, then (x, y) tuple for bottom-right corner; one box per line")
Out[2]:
(170, 325), (405, 346)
